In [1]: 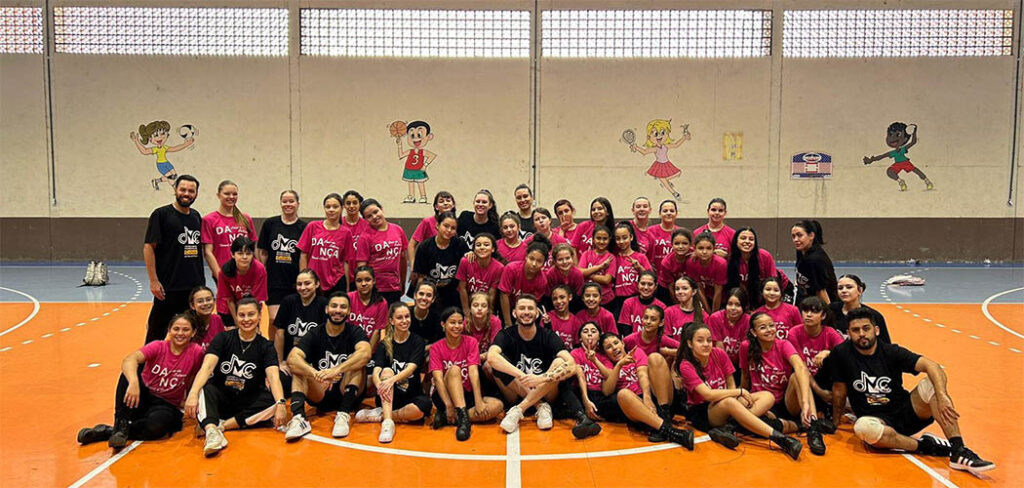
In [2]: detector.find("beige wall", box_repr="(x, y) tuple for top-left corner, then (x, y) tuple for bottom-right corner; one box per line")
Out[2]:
(0, 54), (50, 217)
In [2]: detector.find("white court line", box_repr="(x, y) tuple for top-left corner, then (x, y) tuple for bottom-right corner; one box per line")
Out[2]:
(0, 286), (41, 337)
(902, 454), (959, 488)
(506, 430), (521, 488)
(980, 287), (1024, 341)
(67, 441), (142, 488)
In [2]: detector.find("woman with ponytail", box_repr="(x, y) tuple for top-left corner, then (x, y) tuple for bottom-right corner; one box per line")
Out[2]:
(216, 237), (267, 326)
(202, 180), (256, 280)
(498, 233), (551, 327)
(791, 219), (838, 304)
(725, 227), (779, 309)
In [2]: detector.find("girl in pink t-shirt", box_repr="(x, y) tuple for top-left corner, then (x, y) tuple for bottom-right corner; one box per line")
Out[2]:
(790, 297), (844, 398)
(545, 244), (584, 298)
(570, 322), (616, 420)
(201, 180), (257, 280)
(623, 305), (679, 360)
(349, 266), (389, 349)
(216, 237), (268, 326)
(753, 277), (802, 341)
(611, 222), (653, 317)
(726, 227), (779, 309)
(646, 200), (678, 275)
(739, 312), (815, 434)
(77, 314), (205, 449)
(465, 292), (502, 364)
(298, 193), (352, 293)
(498, 235), (550, 327)
(409, 190), (455, 271)
(579, 225), (616, 305)
(664, 276), (708, 340)
(356, 199), (408, 300)
(457, 233), (504, 313)
(341, 190), (369, 281)
(571, 197), (615, 254)
(497, 212), (527, 264)
(575, 282), (618, 335)
(627, 197), (653, 255)
(685, 232), (728, 311)
(617, 271), (666, 335)
(528, 208), (569, 270)
(429, 308), (504, 438)
(599, 333), (692, 448)
(545, 285), (582, 348)
(674, 321), (801, 456)
(553, 199), (580, 245)
(657, 228), (692, 303)
(187, 285), (225, 352)
(693, 198), (735, 259)
(706, 288), (751, 370)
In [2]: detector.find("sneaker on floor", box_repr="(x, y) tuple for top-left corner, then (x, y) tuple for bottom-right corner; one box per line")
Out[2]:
(108, 418), (130, 449)
(811, 418), (837, 435)
(195, 419), (224, 439)
(536, 402), (554, 430)
(203, 426), (228, 457)
(78, 424), (113, 445)
(916, 433), (952, 457)
(355, 407), (384, 423)
(284, 415), (311, 441)
(950, 447), (995, 475)
(332, 411), (352, 438)
(571, 416), (601, 440)
(379, 419), (396, 443)
(432, 407), (448, 430)
(500, 406), (524, 434)
(807, 427), (826, 456)
(708, 426), (740, 450)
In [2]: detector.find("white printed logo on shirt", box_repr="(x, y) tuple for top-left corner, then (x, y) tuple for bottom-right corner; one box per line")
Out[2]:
(515, 354), (543, 374)
(219, 354), (257, 379)
(318, 351), (349, 370)
(178, 226), (201, 245)
(429, 263), (458, 283)
(271, 233), (298, 253)
(287, 318), (317, 338)
(852, 371), (892, 405)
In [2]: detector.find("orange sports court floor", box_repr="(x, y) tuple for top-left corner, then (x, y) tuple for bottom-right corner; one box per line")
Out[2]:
(0, 264), (1021, 488)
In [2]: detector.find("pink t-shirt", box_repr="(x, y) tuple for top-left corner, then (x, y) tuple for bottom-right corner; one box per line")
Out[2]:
(215, 260), (268, 314)
(739, 339), (799, 403)
(570, 347), (605, 392)
(693, 224), (736, 257)
(787, 325), (844, 376)
(526, 232), (568, 270)
(737, 248), (779, 293)
(199, 314), (225, 352)
(466, 315), (502, 355)
(645, 225), (677, 274)
(201, 211), (256, 267)
(548, 312), (582, 348)
(575, 308), (618, 335)
(348, 291), (388, 338)
(753, 303), (802, 341)
(599, 350), (650, 395)
(664, 305), (708, 340)
(341, 218), (369, 280)
(429, 335), (480, 392)
(579, 250), (616, 304)
(627, 221), (651, 255)
(498, 239), (527, 264)
(684, 256), (728, 303)
(456, 257), (504, 295)
(678, 347), (735, 405)
(355, 223), (408, 293)
(707, 310), (750, 366)
(297, 221), (352, 291)
(411, 216), (438, 243)
(139, 340), (205, 407)
(623, 331), (680, 358)
(613, 252), (652, 297)
(570, 220), (597, 254)
(658, 253), (689, 289)
(617, 297), (666, 334)
(557, 225), (583, 248)
(545, 266), (584, 297)
(498, 261), (548, 303)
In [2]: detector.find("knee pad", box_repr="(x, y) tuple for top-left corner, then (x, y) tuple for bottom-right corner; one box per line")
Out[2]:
(854, 416), (885, 445)
(916, 377), (935, 403)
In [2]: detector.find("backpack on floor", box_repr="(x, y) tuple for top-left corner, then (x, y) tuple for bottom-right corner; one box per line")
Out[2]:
(81, 261), (109, 286)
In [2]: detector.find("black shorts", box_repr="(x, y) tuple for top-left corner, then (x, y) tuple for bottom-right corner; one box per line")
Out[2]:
(875, 402), (934, 437)
(267, 288), (292, 306)
(375, 385), (432, 417)
(686, 402), (713, 432)
(589, 390), (626, 422)
(770, 401), (796, 421)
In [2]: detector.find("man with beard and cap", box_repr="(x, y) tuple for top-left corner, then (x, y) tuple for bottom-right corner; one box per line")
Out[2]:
(827, 307), (994, 475)
(283, 292), (370, 441)
(143, 174), (205, 343)
(487, 294), (601, 439)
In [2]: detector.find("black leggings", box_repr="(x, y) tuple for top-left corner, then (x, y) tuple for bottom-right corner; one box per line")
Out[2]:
(198, 384), (276, 429)
(145, 290), (192, 344)
(114, 374), (184, 440)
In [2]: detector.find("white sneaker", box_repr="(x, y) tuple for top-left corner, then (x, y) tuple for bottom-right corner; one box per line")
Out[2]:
(83, 261), (96, 285)
(195, 419), (224, 438)
(332, 411), (351, 438)
(378, 419), (395, 443)
(536, 402), (554, 430)
(500, 406), (524, 434)
(203, 426), (227, 457)
(355, 407), (383, 423)
(284, 415), (311, 441)
(98, 262), (109, 284)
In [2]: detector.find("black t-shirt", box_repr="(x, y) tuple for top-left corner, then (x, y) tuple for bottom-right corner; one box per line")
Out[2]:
(827, 340), (921, 418)
(457, 211), (500, 248)
(410, 307), (443, 345)
(518, 211), (536, 236)
(274, 294), (328, 359)
(795, 246), (838, 303)
(493, 324), (566, 374)
(370, 333), (427, 393)
(144, 204), (205, 292)
(207, 330), (278, 398)
(829, 302), (892, 344)
(257, 216), (308, 290)
(413, 237), (469, 309)
(296, 322), (369, 372)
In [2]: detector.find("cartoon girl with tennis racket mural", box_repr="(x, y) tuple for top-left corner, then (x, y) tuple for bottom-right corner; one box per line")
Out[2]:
(626, 118), (691, 201)
(862, 121), (934, 192)
(130, 121), (196, 190)
(389, 120), (437, 204)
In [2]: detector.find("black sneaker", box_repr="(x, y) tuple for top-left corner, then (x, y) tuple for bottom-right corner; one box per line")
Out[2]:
(806, 426), (826, 456)
(661, 424), (695, 451)
(916, 433), (953, 457)
(432, 407), (448, 430)
(950, 447), (995, 475)
(812, 418), (837, 435)
(769, 431), (802, 460)
(77, 424), (113, 445)
(108, 418), (130, 449)
(455, 408), (471, 441)
(571, 416), (602, 440)
(760, 415), (784, 433)
(708, 426), (740, 450)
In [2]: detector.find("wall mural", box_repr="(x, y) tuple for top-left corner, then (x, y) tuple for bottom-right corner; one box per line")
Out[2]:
(130, 121), (196, 190)
(624, 118), (691, 202)
(389, 119), (437, 204)
(862, 122), (934, 192)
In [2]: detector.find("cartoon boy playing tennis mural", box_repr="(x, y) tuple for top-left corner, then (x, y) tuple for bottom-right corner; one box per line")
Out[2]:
(390, 120), (437, 204)
(626, 118), (691, 201)
(862, 122), (934, 192)
(130, 121), (195, 190)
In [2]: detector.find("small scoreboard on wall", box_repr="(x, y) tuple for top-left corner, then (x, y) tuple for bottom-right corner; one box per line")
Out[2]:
(790, 152), (833, 179)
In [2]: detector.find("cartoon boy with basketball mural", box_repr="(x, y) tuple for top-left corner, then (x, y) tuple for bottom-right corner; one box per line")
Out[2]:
(625, 118), (691, 202)
(131, 121), (196, 190)
(862, 122), (934, 192)
(390, 120), (437, 204)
